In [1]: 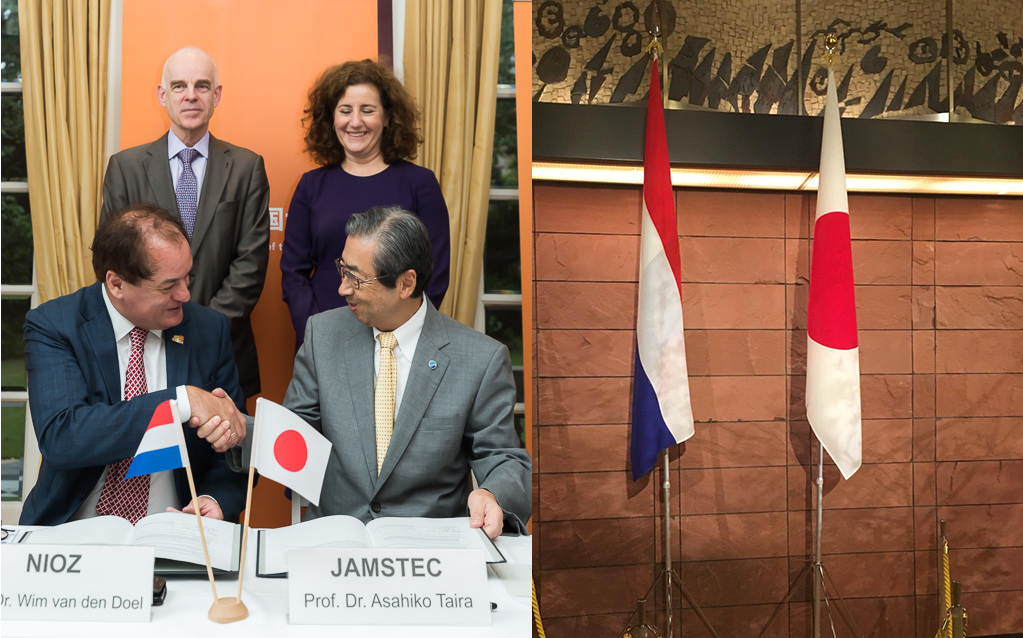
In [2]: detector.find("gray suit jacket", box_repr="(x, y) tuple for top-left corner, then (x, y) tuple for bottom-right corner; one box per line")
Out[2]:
(101, 132), (270, 397)
(283, 301), (532, 533)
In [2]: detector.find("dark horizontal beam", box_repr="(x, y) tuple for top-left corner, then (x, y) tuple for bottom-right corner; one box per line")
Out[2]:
(533, 102), (1023, 179)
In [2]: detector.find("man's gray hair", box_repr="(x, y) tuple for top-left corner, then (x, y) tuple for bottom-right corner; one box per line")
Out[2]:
(161, 46), (219, 88)
(345, 207), (433, 298)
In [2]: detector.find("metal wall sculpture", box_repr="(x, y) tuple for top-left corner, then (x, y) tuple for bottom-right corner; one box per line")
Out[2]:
(532, 0), (1023, 124)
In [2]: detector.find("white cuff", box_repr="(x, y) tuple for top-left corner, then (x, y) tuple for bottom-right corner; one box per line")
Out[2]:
(175, 385), (192, 422)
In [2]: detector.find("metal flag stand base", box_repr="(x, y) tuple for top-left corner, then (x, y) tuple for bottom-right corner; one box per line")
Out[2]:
(622, 452), (722, 638)
(755, 445), (866, 638)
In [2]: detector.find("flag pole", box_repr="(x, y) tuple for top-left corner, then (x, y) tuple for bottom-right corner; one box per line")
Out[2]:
(621, 9), (720, 637)
(813, 445), (824, 638)
(754, 32), (867, 638)
(236, 458), (256, 600)
(647, 19), (674, 636)
(183, 465), (219, 601)
(808, 33), (865, 638)
(208, 410), (255, 624)
(235, 405), (261, 601)
(648, 8), (720, 635)
(663, 450), (672, 637)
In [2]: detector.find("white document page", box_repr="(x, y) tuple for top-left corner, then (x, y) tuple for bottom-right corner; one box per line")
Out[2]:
(23, 513), (238, 571)
(366, 517), (503, 563)
(261, 515), (372, 575)
(22, 516), (133, 546)
(130, 513), (238, 571)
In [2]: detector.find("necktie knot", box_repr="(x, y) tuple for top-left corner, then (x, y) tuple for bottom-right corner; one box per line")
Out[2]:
(178, 147), (199, 165)
(129, 327), (148, 352)
(378, 332), (397, 351)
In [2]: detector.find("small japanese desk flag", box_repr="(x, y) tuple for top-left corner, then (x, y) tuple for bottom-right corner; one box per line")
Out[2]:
(252, 398), (332, 506)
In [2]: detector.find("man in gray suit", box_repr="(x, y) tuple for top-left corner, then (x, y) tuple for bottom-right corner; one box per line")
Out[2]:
(283, 207), (531, 538)
(101, 46), (269, 398)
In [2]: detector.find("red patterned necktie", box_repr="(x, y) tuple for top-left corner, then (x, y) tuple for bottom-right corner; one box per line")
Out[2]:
(96, 327), (151, 524)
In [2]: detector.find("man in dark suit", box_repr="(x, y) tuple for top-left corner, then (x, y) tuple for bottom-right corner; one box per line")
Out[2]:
(21, 204), (249, 526)
(284, 207), (531, 539)
(101, 46), (269, 398)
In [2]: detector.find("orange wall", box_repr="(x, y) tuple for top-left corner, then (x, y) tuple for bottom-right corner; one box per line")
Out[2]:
(513, 0), (534, 532)
(120, 0), (378, 527)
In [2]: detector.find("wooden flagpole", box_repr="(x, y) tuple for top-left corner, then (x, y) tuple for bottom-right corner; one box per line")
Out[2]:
(207, 410), (256, 624)
(236, 444), (257, 599)
(183, 465), (218, 600)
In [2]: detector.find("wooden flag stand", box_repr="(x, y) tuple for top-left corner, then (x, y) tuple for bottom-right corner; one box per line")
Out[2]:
(208, 457), (257, 623)
(175, 464), (245, 621)
(207, 411), (261, 623)
(179, 464), (248, 621)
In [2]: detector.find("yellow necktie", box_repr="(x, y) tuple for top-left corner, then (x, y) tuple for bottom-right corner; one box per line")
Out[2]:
(374, 332), (398, 475)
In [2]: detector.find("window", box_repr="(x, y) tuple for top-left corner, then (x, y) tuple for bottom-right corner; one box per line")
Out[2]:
(2, 0), (40, 523)
(477, 0), (524, 445)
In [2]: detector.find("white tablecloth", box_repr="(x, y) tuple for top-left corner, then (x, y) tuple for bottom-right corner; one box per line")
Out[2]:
(2, 531), (532, 637)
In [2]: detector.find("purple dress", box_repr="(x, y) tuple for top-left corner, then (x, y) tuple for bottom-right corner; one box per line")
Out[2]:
(281, 160), (450, 347)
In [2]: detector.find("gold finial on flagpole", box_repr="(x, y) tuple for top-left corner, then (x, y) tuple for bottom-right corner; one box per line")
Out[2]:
(645, 30), (664, 60)
(645, 0), (664, 60)
(822, 32), (839, 67)
(645, 3), (667, 107)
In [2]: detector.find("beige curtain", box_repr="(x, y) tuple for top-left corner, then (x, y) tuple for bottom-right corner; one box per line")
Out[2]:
(404, 0), (501, 327)
(19, 0), (109, 302)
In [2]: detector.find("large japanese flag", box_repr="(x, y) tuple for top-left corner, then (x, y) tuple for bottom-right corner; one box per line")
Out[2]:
(252, 398), (332, 505)
(629, 57), (695, 481)
(806, 67), (862, 479)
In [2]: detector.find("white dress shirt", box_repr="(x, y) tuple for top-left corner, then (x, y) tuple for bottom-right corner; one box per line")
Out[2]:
(167, 129), (210, 201)
(70, 286), (194, 520)
(372, 297), (427, 420)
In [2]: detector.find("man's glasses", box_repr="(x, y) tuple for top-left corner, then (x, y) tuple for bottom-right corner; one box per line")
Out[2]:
(335, 258), (385, 289)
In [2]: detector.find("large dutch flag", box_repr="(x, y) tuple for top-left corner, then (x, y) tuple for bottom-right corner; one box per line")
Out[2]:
(805, 67), (862, 480)
(630, 58), (695, 482)
(124, 400), (190, 479)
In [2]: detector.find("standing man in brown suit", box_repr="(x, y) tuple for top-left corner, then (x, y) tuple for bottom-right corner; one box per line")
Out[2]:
(101, 47), (269, 398)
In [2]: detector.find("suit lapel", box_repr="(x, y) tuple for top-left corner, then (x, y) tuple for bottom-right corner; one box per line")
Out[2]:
(143, 134), (179, 214)
(342, 318), (378, 481)
(191, 135), (231, 255)
(375, 303), (450, 491)
(165, 311), (190, 387)
(81, 285), (121, 402)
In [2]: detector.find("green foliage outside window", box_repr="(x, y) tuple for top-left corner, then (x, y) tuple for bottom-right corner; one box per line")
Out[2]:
(1, 0), (20, 83)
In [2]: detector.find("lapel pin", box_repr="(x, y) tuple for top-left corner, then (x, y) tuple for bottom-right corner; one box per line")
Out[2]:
(428, 360), (437, 370)
(172, 335), (185, 345)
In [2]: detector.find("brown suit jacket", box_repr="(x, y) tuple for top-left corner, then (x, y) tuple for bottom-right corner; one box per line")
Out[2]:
(101, 132), (270, 396)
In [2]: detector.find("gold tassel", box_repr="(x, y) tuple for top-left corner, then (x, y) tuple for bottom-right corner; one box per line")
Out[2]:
(533, 578), (546, 638)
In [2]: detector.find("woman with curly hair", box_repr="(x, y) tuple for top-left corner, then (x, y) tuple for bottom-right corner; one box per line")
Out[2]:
(281, 59), (450, 348)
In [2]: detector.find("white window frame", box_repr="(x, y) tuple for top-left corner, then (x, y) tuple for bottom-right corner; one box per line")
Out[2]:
(477, 83), (524, 417)
(1, 77), (42, 523)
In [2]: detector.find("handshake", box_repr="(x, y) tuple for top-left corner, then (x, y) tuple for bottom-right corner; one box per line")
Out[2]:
(184, 386), (247, 454)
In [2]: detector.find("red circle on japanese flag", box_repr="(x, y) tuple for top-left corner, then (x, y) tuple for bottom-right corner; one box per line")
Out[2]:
(274, 430), (307, 472)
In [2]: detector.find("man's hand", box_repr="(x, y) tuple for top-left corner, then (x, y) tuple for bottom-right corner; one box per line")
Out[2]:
(185, 386), (246, 452)
(165, 496), (223, 520)
(467, 489), (504, 540)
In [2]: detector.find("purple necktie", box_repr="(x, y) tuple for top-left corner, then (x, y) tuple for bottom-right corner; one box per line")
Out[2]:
(175, 147), (200, 239)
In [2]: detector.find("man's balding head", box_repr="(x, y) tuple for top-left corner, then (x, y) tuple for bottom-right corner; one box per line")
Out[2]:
(161, 47), (218, 89)
(157, 47), (221, 146)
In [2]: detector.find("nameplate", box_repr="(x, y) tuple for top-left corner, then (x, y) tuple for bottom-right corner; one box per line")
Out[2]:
(288, 548), (490, 626)
(1, 544), (153, 622)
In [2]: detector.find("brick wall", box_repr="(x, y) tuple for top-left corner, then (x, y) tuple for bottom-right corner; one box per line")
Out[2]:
(532, 183), (1023, 638)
